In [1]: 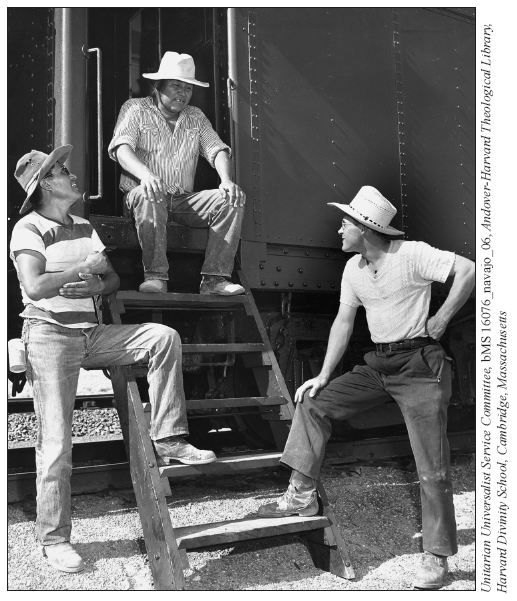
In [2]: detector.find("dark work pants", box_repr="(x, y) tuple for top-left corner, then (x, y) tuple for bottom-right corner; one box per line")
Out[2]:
(281, 343), (458, 557)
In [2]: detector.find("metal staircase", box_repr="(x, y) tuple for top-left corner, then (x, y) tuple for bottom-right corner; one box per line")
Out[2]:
(103, 270), (354, 589)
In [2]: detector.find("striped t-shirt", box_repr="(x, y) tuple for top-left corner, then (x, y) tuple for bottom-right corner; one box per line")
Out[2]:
(108, 98), (231, 195)
(340, 240), (455, 343)
(10, 212), (105, 328)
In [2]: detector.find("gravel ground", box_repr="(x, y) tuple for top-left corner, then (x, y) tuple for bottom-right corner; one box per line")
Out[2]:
(8, 453), (474, 591)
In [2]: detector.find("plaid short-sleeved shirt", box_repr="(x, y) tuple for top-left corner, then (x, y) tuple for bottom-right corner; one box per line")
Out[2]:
(108, 97), (231, 195)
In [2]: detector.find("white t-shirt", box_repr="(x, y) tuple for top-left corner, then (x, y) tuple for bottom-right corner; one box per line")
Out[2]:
(340, 240), (455, 343)
(10, 212), (105, 328)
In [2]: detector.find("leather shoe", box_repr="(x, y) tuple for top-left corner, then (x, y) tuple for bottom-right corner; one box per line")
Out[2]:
(43, 542), (85, 573)
(257, 483), (319, 518)
(154, 437), (217, 466)
(139, 279), (167, 293)
(412, 551), (448, 589)
(200, 276), (244, 296)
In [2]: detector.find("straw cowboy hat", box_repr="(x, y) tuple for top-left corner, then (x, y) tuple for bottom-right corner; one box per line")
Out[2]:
(328, 185), (404, 236)
(14, 145), (73, 214)
(143, 52), (209, 87)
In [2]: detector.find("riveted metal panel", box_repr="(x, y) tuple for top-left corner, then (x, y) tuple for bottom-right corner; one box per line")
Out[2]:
(7, 8), (55, 342)
(395, 8), (475, 258)
(238, 8), (402, 250)
(7, 9), (55, 221)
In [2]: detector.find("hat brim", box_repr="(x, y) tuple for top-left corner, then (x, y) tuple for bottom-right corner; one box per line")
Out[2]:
(328, 202), (404, 236)
(19, 145), (73, 215)
(142, 73), (209, 87)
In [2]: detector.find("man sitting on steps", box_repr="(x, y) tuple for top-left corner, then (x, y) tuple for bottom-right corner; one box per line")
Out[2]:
(10, 144), (216, 575)
(109, 51), (246, 296)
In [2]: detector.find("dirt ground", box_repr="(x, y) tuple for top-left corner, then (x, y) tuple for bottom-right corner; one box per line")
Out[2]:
(7, 452), (474, 591)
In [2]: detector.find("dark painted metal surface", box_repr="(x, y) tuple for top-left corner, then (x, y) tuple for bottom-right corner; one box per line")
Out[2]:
(231, 7), (475, 290)
(236, 8), (402, 248)
(395, 8), (475, 257)
(7, 8), (54, 342)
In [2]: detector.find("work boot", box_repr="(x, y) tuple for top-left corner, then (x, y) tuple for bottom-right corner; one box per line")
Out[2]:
(200, 276), (244, 296)
(43, 542), (85, 573)
(153, 437), (217, 466)
(412, 551), (448, 590)
(257, 481), (319, 518)
(139, 279), (167, 293)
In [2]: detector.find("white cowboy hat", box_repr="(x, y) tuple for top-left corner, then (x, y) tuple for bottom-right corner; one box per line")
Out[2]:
(328, 185), (404, 236)
(143, 52), (209, 87)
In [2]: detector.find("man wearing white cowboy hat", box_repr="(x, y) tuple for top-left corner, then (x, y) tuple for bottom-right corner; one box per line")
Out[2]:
(257, 186), (475, 590)
(10, 145), (218, 574)
(109, 51), (246, 295)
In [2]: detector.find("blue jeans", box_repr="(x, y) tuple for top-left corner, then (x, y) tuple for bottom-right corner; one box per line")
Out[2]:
(23, 318), (188, 545)
(281, 343), (458, 557)
(126, 186), (245, 281)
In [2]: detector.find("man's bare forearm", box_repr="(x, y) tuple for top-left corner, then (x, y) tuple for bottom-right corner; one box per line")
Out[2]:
(319, 318), (353, 380)
(214, 150), (233, 182)
(427, 255), (475, 339)
(115, 145), (153, 180)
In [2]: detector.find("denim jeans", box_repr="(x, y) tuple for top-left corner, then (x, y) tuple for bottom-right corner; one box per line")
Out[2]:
(23, 318), (188, 545)
(126, 186), (245, 281)
(281, 343), (458, 557)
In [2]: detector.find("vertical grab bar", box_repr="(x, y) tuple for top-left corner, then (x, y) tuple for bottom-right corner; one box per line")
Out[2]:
(227, 8), (238, 183)
(84, 46), (103, 201)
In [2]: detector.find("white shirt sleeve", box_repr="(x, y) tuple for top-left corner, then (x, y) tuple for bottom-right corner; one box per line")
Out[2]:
(414, 241), (455, 283)
(340, 263), (362, 308)
(9, 221), (45, 260)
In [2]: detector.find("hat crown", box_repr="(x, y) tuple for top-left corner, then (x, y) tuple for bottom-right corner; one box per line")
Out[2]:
(15, 150), (48, 191)
(348, 186), (397, 230)
(161, 51), (196, 78)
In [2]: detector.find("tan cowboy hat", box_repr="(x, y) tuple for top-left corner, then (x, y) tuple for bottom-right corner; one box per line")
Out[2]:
(328, 185), (404, 236)
(14, 145), (73, 214)
(143, 52), (209, 87)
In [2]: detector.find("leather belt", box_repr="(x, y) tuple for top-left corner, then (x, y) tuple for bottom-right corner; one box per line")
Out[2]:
(375, 337), (434, 353)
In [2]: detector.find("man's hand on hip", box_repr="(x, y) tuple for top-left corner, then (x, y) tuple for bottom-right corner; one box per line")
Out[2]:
(219, 180), (246, 207)
(426, 315), (448, 341)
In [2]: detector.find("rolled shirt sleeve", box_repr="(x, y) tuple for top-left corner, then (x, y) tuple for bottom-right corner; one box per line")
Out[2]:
(198, 112), (231, 168)
(108, 100), (141, 160)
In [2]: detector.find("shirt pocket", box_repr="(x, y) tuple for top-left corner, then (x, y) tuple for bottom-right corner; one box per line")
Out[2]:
(185, 127), (200, 140)
(138, 122), (160, 149)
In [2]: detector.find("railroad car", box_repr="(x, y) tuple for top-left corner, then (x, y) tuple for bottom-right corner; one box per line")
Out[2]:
(8, 7), (476, 448)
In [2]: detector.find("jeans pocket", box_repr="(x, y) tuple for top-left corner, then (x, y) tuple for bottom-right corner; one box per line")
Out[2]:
(419, 346), (450, 381)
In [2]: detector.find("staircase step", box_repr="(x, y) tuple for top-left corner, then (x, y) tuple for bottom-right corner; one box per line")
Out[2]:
(117, 290), (250, 310)
(175, 514), (330, 550)
(143, 397), (287, 412)
(158, 451), (282, 479)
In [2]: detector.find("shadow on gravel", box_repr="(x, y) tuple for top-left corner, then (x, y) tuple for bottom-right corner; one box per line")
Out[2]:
(183, 534), (324, 590)
(456, 528), (475, 546)
(447, 568), (476, 586)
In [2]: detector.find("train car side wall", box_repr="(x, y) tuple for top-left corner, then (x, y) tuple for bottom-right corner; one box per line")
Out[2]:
(231, 8), (475, 292)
